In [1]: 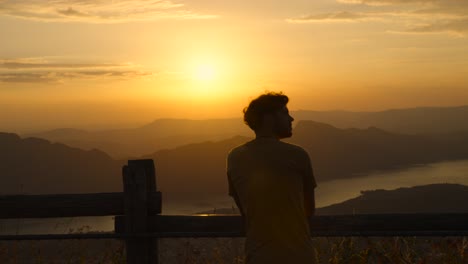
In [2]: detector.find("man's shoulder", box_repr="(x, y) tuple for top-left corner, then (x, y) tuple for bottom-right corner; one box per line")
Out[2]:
(228, 141), (250, 158)
(278, 141), (308, 155)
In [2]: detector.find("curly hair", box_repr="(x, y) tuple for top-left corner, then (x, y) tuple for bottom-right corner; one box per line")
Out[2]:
(243, 92), (289, 131)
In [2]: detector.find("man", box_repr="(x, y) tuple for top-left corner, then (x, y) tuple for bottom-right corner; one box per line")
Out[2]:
(227, 92), (317, 264)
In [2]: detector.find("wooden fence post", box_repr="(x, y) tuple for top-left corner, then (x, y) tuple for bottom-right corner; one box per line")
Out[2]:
(123, 159), (159, 264)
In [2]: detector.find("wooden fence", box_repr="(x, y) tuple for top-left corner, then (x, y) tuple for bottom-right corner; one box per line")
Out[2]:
(1, 159), (468, 264)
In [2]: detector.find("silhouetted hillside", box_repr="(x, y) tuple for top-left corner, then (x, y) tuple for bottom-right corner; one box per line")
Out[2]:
(316, 184), (468, 215)
(288, 121), (468, 182)
(4, 120), (468, 195)
(294, 105), (468, 134)
(23, 105), (468, 158)
(143, 121), (468, 194)
(0, 133), (121, 194)
(25, 119), (250, 158)
(194, 184), (468, 215)
(143, 136), (250, 194)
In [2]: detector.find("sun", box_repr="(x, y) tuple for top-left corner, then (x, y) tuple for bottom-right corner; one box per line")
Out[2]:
(194, 64), (216, 81)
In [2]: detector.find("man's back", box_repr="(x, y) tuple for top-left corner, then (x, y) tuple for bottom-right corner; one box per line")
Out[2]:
(227, 137), (317, 264)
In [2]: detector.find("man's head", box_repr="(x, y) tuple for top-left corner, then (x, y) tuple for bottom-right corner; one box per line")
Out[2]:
(243, 92), (294, 139)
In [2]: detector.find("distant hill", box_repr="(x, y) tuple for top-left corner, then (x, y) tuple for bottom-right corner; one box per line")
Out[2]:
(22, 105), (468, 158)
(4, 120), (468, 195)
(317, 184), (468, 215)
(144, 120), (468, 194)
(194, 184), (468, 215)
(294, 105), (468, 134)
(24, 119), (250, 159)
(143, 136), (250, 194)
(0, 132), (121, 194)
(288, 121), (468, 181)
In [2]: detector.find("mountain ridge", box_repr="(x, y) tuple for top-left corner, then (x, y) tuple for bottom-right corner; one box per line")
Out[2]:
(0, 132), (122, 195)
(22, 105), (468, 158)
(3, 119), (468, 195)
(194, 183), (468, 215)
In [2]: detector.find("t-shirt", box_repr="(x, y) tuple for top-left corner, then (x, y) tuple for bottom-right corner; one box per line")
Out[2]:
(227, 137), (317, 264)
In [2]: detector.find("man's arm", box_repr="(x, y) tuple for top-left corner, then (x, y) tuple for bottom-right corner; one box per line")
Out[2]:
(227, 150), (246, 217)
(304, 188), (315, 217)
(303, 151), (317, 217)
(228, 173), (246, 217)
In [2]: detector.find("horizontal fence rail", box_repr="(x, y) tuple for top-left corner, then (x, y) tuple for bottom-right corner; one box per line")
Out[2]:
(0, 192), (161, 219)
(114, 213), (468, 238)
(3, 214), (468, 241)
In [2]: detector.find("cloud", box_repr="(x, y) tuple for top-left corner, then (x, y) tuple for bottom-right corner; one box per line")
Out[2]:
(337, 0), (468, 12)
(287, 11), (370, 23)
(0, 0), (217, 23)
(56, 7), (91, 18)
(0, 58), (154, 83)
(0, 61), (121, 70)
(0, 70), (153, 83)
(0, 73), (57, 83)
(338, 0), (441, 5)
(394, 18), (468, 36)
(287, 0), (468, 37)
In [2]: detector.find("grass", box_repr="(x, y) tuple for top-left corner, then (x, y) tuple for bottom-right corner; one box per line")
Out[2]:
(1, 220), (467, 263)
(313, 236), (468, 263)
(1, 236), (467, 263)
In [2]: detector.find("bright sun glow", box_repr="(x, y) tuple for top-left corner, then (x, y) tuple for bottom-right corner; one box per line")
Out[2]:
(194, 64), (216, 81)
(182, 56), (234, 100)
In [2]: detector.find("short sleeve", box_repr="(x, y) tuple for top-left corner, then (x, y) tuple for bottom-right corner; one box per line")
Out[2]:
(226, 151), (235, 197)
(228, 173), (235, 197)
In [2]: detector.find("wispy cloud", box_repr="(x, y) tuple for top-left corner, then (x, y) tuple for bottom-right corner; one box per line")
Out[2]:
(0, 0), (217, 23)
(0, 73), (56, 83)
(338, 0), (468, 6)
(0, 60), (121, 70)
(391, 18), (468, 37)
(338, 0), (468, 14)
(0, 71), (152, 83)
(287, 0), (468, 36)
(287, 11), (370, 23)
(0, 58), (154, 83)
(337, 0), (424, 5)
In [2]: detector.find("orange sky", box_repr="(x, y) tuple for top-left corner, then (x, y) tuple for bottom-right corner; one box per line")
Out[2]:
(1, 0), (468, 132)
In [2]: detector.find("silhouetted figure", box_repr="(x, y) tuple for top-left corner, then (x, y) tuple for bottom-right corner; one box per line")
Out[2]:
(227, 92), (317, 264)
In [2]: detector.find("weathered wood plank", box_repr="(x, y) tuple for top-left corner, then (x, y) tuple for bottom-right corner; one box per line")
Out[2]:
(123, 160), (158, 264)
(0, 191), (161, 219)
(128, 159), (157, 201)
(115, 213), (468, 237)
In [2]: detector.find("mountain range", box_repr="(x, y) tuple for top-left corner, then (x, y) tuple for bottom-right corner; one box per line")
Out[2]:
(24, 118), (250, 159)
(294, 105), (468, 134)
(146, 121), (468, 194)
(23, 105), (468, 159)
(3, 118), (468, 195)
(195, 184), (468, 215)
(317, 183), (468, 215)
(0, 132), (121, 195)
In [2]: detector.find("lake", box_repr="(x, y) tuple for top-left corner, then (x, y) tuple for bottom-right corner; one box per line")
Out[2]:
(3, 159), (468, 234)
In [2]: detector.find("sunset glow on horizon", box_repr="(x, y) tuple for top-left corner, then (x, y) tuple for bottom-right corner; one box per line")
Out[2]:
(1, 0), (468, 132)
